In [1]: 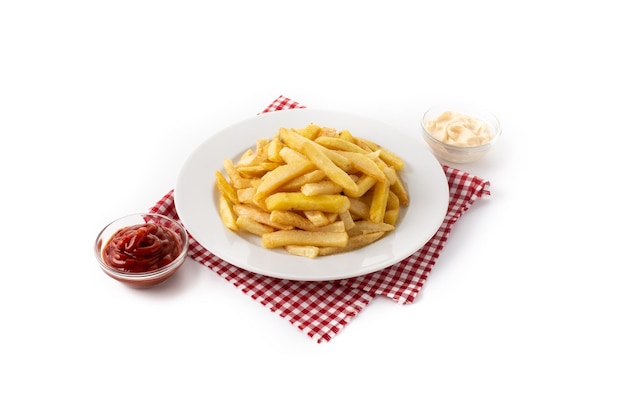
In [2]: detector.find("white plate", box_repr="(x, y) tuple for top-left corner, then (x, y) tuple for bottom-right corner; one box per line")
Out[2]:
(175, 108), (449, 281)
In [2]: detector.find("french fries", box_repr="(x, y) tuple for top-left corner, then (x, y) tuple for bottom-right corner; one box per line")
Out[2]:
(214, 123), (409, 257)
(262, 229), (349, 249)
(264, 192), (350, 213)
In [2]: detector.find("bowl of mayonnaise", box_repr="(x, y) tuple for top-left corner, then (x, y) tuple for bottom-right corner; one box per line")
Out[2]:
(421, 104), (501, 163)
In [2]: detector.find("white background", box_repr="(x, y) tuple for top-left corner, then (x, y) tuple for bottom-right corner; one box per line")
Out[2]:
(2, 1), (624, 416)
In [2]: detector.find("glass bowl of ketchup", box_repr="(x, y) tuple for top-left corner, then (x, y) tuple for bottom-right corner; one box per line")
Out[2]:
(94, 213), (189, 288)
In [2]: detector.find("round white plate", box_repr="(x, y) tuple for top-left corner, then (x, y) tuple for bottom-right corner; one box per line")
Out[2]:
(175, 108), (449, 281)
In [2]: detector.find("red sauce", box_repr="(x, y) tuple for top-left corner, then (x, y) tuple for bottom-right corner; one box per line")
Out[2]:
(103, 223), (182, 273)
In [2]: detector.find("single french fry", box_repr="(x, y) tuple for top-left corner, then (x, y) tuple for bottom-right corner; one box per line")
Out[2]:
(384, 208), (399, 226)
(301, 180), (343, 196)
(318, 231), (386, 255)
(294, 123), (322, 140)
(218, 194), (238, 231)
(255, 138), (270, 160)
(269, 210), (317, 231)
(320, 126), (337, 137)
(278, 146), (308, 165)
(284, 245), (320, 258)
(265, 192), (350, 213)
(337, 129), (355, 142)
(237, 149), (258, 166)
(390, 176), (409, 206)
(303, 210), (330, 227)
(369, 180), (390, 224)
(315, 136), (368, 153)
(223, 158), (252, 188)
(339, 210), (355, 231)
(236, 187), (257, 205)
(386, 191), (400, 210)
(236, 215), (275, 236)
(267, 135), (283, 162)
(348, 220), (395, 237)
(380, 165), (398, 185)
(215, 170), (238, 205)
(302, 210), (330, 227)
(377, 146), (405, 170)
(262, 230), (348, 248)
(237, 163), (279, 178)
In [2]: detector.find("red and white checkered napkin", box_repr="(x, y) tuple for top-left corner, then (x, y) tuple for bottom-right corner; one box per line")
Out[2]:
(150, 95), (491, 343)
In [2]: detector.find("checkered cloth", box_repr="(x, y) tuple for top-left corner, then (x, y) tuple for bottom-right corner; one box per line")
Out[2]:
(150, 95), (491, 343)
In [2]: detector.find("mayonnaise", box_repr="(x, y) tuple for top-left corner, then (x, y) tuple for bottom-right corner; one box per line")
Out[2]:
(425, 111), (493, 147)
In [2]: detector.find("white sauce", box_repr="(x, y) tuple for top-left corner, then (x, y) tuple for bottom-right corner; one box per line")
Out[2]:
(426, 111), (493, 147)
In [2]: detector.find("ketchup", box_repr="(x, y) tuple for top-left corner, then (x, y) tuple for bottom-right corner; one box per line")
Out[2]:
(103, 223), (182, 273)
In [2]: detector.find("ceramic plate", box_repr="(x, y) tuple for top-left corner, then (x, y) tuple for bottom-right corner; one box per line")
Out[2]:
(175, 108), (449, 280)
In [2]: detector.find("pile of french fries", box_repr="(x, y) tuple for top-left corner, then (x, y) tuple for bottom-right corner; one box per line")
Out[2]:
(215, 124), (409, 258)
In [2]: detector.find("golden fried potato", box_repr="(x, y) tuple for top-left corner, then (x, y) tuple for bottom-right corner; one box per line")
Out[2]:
(301, 180), (343, 196)
(284, 245), (320, 258)
(215, 170), (238, 205)
(218, 194), (238, 232)
(236, 216), (275, 236)
(262, 230), (348, 249)
(264, 192), (350, 214)
(318, 231), (386, 255)
(369, 180), (390, 224)
(215, 123), (408, 257)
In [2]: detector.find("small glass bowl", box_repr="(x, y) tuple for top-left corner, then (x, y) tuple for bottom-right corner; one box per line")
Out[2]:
(94, 213), (189, 289)
(421, 104), (501, 163)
